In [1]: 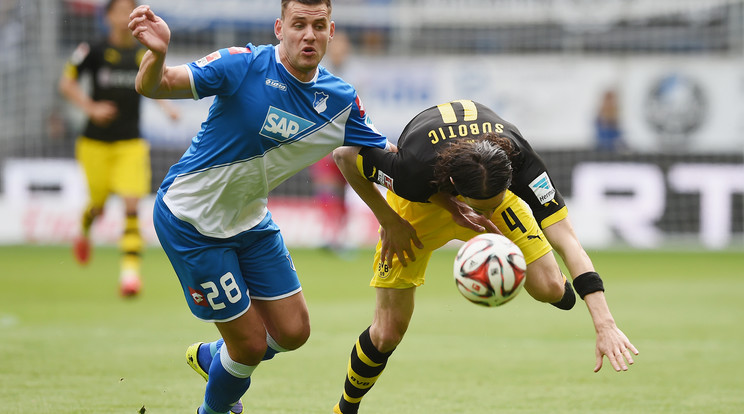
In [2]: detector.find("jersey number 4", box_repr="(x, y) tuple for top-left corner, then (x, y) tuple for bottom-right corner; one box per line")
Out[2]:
(501, 207), (527, 234)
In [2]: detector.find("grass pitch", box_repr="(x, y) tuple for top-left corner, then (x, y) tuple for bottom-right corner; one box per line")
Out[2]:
(1, 245), (743, 413)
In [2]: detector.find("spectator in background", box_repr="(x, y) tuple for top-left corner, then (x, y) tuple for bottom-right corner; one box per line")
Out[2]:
(594, 88), (624, 151)
(58, 0), (179, 297)
(311, 31), (353, 253)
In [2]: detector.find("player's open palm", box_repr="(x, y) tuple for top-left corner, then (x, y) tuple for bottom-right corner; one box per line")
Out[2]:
(594, 325), (638, 372)
(129, 5), (170, 55)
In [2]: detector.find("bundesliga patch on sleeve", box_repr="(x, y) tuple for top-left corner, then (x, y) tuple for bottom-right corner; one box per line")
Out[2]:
(529, 172), (556, 204)
(195, 50), (222, 67)
(376, 170), (394, 191)
(70, 42), (90, 65)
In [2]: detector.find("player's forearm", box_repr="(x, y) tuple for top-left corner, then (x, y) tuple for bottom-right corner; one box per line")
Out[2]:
(583, 291), (617, 332)
(137, 54), (192, 99)
(58, 76), (94, 115)
(542, 218), (594, 279)
(544, 217), (617, 327)
(332, 146), (401, 226)
(135, 50), (168, 98)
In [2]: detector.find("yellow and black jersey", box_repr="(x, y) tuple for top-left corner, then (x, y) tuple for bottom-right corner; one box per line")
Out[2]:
(63, 39), (146, 142)
(357, 99), (565, 228)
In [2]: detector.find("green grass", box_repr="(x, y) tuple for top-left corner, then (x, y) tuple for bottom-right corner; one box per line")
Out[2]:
(1, 245), (743, 413)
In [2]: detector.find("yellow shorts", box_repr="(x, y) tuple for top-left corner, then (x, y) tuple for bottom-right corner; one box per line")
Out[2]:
(371, 190), (564, 289)
(75, 136), (151, 208)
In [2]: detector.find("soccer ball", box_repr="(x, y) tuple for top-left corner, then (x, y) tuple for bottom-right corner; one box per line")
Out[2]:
(453, 233), (527, 307)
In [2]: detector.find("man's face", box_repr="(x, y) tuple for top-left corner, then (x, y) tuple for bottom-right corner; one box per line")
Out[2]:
(463, 191), (506, 219)
(275, 2), (334, 81)
(106, 0), (136, 33)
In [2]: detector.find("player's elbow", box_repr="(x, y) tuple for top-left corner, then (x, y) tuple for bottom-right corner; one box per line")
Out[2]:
(332, 146), (359, 170)
(58, 75), (73, 97)
(134, 79), (152, 97)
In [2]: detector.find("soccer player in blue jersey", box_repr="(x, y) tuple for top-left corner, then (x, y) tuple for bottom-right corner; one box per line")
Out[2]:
(128, 2), (414, 413)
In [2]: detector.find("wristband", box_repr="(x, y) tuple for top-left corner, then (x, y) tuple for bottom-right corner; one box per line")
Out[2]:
(572, 271), (604, 300)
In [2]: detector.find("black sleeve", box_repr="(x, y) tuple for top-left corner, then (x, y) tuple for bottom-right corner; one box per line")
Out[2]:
(507, 132), (566, 227)
(358, 146), (437, 203)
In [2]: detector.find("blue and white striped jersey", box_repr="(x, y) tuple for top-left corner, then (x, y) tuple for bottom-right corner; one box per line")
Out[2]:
(158, 44), (387, 238)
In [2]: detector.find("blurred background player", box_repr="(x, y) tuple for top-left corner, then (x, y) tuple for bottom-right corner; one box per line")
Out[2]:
(311, 31), (352, 253)
(129, 1), (392, 413)
(310, 154), (350, 253)
(58, 0), (179, 297)
(331, 99), (638, 414)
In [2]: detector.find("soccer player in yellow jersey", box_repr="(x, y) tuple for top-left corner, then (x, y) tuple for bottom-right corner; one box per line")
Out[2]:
(59, 0), (178, 296)
(331, 100), (639, 413)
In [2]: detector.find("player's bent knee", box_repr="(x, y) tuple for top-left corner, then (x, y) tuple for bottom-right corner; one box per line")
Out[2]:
(231, 340), (270, 366)
(525, 276), (564, 303)
(546, 276), (565, 297)
(372, 327), (405, 353)
(282, 325), (310, 350)
(269, 321), (311, 351)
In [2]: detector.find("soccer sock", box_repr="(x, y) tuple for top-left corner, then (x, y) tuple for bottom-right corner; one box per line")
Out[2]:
(263, 331), (289, 361)
(120, 213), (143, 256)
(120, 214), (143, 272)
(200, 343), (255, 414)
(197, 339), (225, 372)
(80, 205), (96, 236)
(336, 327), (394, 414)
(550, 275), (576, 310)
(198, 333), (285, 371)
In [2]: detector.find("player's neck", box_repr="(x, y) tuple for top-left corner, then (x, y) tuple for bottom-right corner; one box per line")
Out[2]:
(109, 29), (135, 48)
(277, 44), (318, 83)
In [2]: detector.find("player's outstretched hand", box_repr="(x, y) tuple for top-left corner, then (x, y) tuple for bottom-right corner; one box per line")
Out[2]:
(594, 325), (639, 372)
(453, 201), (500, 234)
(430, 192), (500, 234)
(379, 216), (423, 267)
(128, 5), (170, 55)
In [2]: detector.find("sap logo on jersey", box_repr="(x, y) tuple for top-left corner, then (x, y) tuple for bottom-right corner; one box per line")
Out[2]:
(260, 106), (315, 142)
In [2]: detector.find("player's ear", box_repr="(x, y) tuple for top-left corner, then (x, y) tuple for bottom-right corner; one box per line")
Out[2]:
(329, 20), (335, 39)
(274, 18), (283, 41)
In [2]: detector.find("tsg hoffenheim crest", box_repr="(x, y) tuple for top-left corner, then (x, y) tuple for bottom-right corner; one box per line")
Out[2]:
(313, 92), (329, 113)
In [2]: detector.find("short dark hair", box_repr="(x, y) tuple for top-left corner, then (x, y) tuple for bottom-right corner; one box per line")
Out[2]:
(433, 133), (516, 199)
(281, 0), (332, 19)
(105, 0), (137, 13)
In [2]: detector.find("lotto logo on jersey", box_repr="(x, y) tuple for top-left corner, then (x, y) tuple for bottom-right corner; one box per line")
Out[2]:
(260, 106), (315, 142)
(529, 172), (556, 204)
(188, 287), (209, 307)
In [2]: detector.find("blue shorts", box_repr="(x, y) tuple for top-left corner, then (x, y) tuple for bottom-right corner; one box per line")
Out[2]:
(153, 195), (301, 322)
